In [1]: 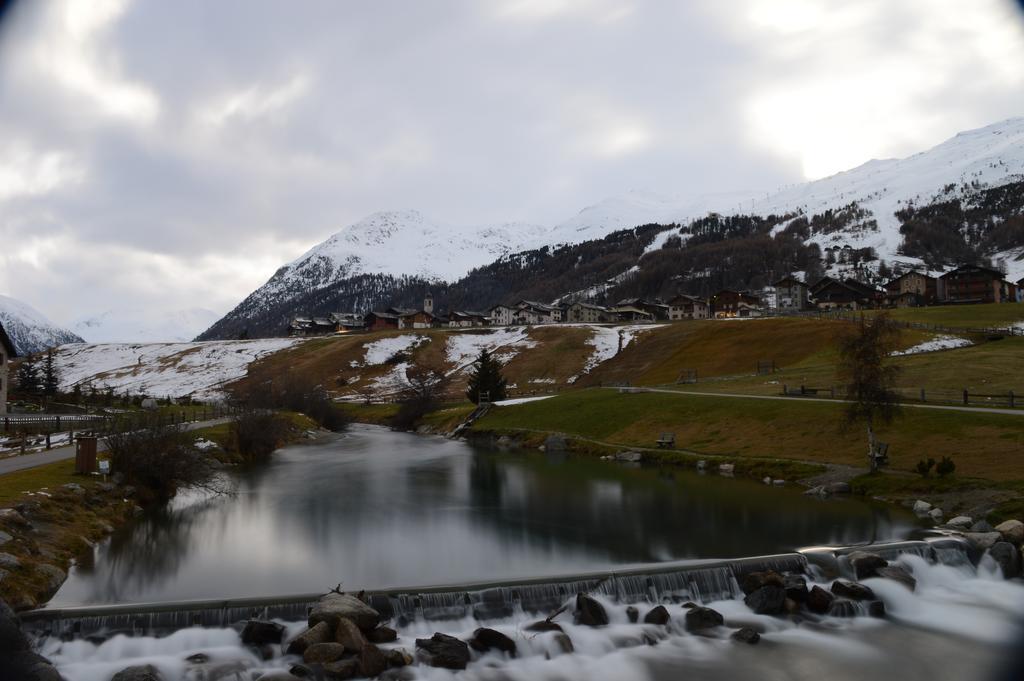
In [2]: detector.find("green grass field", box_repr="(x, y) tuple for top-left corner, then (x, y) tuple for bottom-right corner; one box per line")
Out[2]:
(872, 303), (1024, 329)
(473, 388), (1024, 480)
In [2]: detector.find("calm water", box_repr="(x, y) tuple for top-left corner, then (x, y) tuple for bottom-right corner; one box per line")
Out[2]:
(52, 424), (913, 606)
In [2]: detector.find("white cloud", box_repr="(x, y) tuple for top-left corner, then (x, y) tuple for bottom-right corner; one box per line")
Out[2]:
(197, 72), (313, 130)
(0, 142), (83, 201)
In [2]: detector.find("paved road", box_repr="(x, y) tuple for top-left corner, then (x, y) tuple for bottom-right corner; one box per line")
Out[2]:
(0, 418), (232, 476)
(616, 387), (1024, 417)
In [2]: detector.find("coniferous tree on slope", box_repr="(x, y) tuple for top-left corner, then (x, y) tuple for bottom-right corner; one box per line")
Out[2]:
(466, 349), (507, 405)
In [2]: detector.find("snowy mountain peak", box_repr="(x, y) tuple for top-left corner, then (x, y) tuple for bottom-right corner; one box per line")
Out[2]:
(71, 307), (220, 344)
(0, 294), (84, 355)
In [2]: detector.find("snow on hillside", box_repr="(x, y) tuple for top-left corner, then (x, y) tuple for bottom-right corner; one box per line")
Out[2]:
(72, 307), (221, 343)
(0, 294), (84, 355)
(357, 334), (429, 366)
(445, 328), (538, 370)
(569, 324), (664, 382)
(892, 335), (972, 356)
(52, 339), (301, 400)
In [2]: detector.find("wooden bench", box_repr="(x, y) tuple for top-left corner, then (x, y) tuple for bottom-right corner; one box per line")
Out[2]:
(656, 432), (675, 449)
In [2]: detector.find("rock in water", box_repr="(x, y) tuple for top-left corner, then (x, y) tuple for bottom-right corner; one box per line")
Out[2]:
(386, 648), (414, 668)
(990, 542), (1022, 578)
(828, 600), (858, 618)
(995, 519), (1024, 546)
(868, 601), (886, 618)
(303, 642), (347, 665)
(112, 666), (163, 681)
(965, 532), (1003, 550)
(783, 574), (809, 602)
(875, 565), (917, 591)
(847, 551), (888, 579)
(744, 585), (787, 615)
(309, 594), (381, 632)
(684, 606), (724, 632)
(366, 625), (398, 644)
(831, 580), (875, 601)
(359, 643), (388, 677)
(286, 622), (333, 655)
(336, 617), (369, 652)
(807, 585), (835, 614)
(947, 516), (973, 529)
(1, 599), (30, 653)
(468, 627), (517, 656)
(731, 627), (761, 644)
(6, 651), (64, 681)
(626, 606), (639, 623)
(643, 605), (671, 625)
(241, 620), (286, 646)
(575, 593), (609, 626)
(416, 633), (471, 670)
(739, 571), (785, 596)
(322, 659), (359, 680)
(971, 520), (995, 533)
(912, 500), (932, 515)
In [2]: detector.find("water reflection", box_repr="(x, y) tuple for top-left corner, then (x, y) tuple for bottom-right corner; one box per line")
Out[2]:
(51, 424), (913, 606)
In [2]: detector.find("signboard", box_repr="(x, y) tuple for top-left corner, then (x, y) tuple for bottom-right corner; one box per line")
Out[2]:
(98, 460), (110, 475)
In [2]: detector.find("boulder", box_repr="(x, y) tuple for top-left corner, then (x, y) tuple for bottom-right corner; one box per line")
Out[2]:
(468, 627), (517, 656)
(643, 605), (671, 625)
(366, 625), (397, 644)
(847, 551), (888, 580)
(912, 500), (932, 515)
(35, 564), (66, 594)
(684, 606), (724, 632)
(804, 486), (828, 498)
(241, 620), (285, 646)
(575, 593), (609, 626)
(990, 542), (1022, 578)
(0, 530), (12, 547)
(6, 651), (63, 681)
(524, 619), (563, 633)
(783, 574), (809, 602)
(946, 516), (973, 529)
(828, 600), (858, 618)
(321, 659), (359, 680)
(286, 622), (333, 655)
(1, 599), (30, 653)
(875, 565), (917, 591)
(826, 481), (851, 495)
(553, 632), (575, 654)
(831, 580), (875, 601)
(0, 553), (21, 569)
(415, 633), (471, 670)
(739, 570), (784, 596)
(358, 643), (388, 677)
(744, 585), (787, 615)
(309, 594), (381, 632)
(964, 532), (1003, 550)
(625, 606), (639, 623)
(335, 617), (368, 652)
(731, 627), (760, 644)
(929, 508), (944, 522)
(386, 648), (414, 668)
(719, 464), (735, 476)
(806, 585), (835, 614)
(303, 642), (347, 665)
(256, 673), (305, 681)
(615, 451), (643, 463)
(868, 601), (886, 618)
(111, 665), (163, 681)
(995, 520), (1024, 546)
(971, 520), (995, 533)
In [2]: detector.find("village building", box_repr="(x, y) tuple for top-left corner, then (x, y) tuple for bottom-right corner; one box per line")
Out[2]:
(565, 302), (608, 323)
(710, 290), (761, 318)
(330, 312), (366, 332)
(489, 304), (518, 326)
(809, 277), (879, 310)
(884, 270), (937, 307)
(615, 298), (670, 321)
(364, 311), (401, 331)
(940, 265), (1014, 304)
(667, 294), (709, 320)
(772, 276), (810, 311)
(0, 323), (15, 415)
(448, 311), (489, 328)
(1017, 277), (1024, 303)
(607, 305), (654, 322)
(513, 301), (562, 325)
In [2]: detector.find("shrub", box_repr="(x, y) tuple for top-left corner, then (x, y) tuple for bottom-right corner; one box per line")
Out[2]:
(234, 375), (349, 432)
(936, 456), (956, 478)
(390, 365), (446, 432)
(915, 458), (936, 478)
(229, 412), (291, 462)
(105, 422), (227, 504)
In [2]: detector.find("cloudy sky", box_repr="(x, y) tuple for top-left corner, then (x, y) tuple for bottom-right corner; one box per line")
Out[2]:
(1, 0), (1024, 331)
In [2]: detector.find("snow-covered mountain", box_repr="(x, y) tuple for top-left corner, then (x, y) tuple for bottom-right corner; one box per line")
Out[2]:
(72, 307), (220, 344)
(0, 294), (84, 356)
(201, 117), (1024, 339)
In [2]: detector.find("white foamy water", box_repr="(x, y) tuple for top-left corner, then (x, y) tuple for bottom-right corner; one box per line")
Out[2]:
(38, 551), (1024, 681)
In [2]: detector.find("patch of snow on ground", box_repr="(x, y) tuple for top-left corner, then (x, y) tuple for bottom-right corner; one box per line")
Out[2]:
(52, 339), (302, 400)
(494, 395), (555, 406)
(444, 328), (538, 373)
(367, 362), (413, 395)
(892, 335), (972, 356)
(360, 335), (428, 365)
(569, 325), (664, 383)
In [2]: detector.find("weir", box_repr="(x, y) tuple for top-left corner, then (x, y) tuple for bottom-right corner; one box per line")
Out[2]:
(21, 538), (975, 638)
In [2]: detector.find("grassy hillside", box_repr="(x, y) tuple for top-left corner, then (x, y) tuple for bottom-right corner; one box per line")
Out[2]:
(473, 389), (1024, 480)
(870, 303), (1024, 329)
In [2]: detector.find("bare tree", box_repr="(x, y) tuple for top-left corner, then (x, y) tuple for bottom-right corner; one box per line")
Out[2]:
(389, 365), (447, 431)
(836, 314), (902, 471)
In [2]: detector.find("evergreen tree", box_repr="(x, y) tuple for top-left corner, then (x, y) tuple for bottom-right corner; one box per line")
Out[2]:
(466, 349), (507, 405)
(16, 358), (42, 395)
(42, 349), (60, 397)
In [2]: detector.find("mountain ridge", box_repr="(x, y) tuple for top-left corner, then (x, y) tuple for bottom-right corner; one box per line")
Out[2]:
(0, 295), (85, 356)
